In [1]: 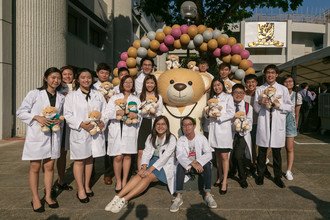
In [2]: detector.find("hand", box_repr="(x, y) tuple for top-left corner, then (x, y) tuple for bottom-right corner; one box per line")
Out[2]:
(191, 161), (204, 173)
(98, 121), (105, 130)
(128, 112), (137, 119)
(34, 115), (51, 126)
(51, 118), (62, 125)
(116, 110), (125, 116)
(80, 121), (94, 132)
(138, 165), (147, 177)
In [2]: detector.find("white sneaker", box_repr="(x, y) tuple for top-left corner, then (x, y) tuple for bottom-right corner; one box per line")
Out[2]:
(105, 195), (120, 211)
(285, 170), (294, 181)
(110, 197), (127, 213)
(169, 197), (183, 212)
(205, 194), (217, 209)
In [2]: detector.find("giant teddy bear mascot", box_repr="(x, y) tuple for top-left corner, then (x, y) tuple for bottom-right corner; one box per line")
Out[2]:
(157, 68), (212, 137)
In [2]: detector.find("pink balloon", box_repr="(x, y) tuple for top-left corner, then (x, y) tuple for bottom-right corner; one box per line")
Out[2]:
(212, 48), (221, 57)
(240, 49), (250, 59)
(120, 52), (128, 61)
(231, 44), (242, 55)
(159, 43), (169, 53)
(180, 25), (189, 34)
(164, 35), (175, 46)
(247, 59), (253, 67)
(171, 28), (182, 39)
(221, 45), (231, 55)
(117, 60), (127, 68)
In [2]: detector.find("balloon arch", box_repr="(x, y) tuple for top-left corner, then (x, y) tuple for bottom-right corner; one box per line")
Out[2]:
(112, 24), (255, 85)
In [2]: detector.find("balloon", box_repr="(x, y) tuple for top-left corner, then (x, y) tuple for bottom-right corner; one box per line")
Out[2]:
(239, 59), (250, 70)
(173, 39), (181, 49)
(207, 39), (218, 51)
(155, 32), (165, 42)
(240, 49), (250, 59)
(234, 69), (245, 80)
(199, 42), (208, 52)
(227, 37), (237, 46)
(197, 25), (207, 34)
(140, 37), (150, 49)
(187, 40), (195, 50)
(137, 47), (148, 58)
(120, 52), (128, 61)
(150, 40), (160, 51)
(126, 57), (137, 68)
(159, 43), (169, 53)
(246, 67), (255, 75)
(156, 28), (163, 33)
(212, 48), (221, 57)
(202, 30), (213, 42)
(180, 34), (190, 45)
(172, 24), (180, 29)
(180, 24), (189, 34)
(222, 54), (231, 63)
(231, 54), (242, 65)
(187, 25), (198, 38)
(217, 36), (228, 47)
(193, 34), (203, 46)
(164, 35), (175, 46)
(247, 60), (253, 67)
(113, 68), (118, 77)
(220, 34), (229, 38)
(129, 68), (138, 76)
(147, 49), (157, 58)
(112, 77), (120, 86)
(136, 57), (142, 66)
(117, 60), (127, 68)
(133, 40), (141, 49)
(231, 44), (242, 54)
(230, 65), (238, 73)
(232, 79), (242, 84)
(221, 45), (231, 55)
(163, 26), (172, 35)
(127, 47), (137, 58)
(147, 31), (156, 40)
(171, 27), (182, 39)
(213, 29), (222, 39)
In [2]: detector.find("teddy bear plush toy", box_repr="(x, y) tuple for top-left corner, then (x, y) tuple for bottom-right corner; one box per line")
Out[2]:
(115, 98), (127, 121)
(187, 61), (199, 72)
(125, 101), (139, 125)
(261, 86), (281, 109)
(224, 81), (233, 94)
(40, 106), (64, 132)
(204, 98), (222, 118)
(165, 54), (181, 70)
(140, 95), (158, 116)
(85, 110), (102, 136)
(99, 81), (115, 99)
(233, 111), (250, 133)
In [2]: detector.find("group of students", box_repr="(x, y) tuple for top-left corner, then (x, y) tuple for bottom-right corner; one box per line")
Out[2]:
(17, 57), (298, 214)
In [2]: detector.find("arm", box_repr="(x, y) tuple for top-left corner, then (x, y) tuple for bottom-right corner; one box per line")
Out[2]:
(277, 87), (293, 113)
(152, 135), (176, 171)
(141, 136), (154, 167)
(253, 88), (262, 113)
(103, 95), (118, 122)
(218, 95), (235, 122)
(16, 90), (38, 125)
(63, 93), (82, 131)
(196, 136), (213, 167)
(239, 104), (253, 136)
(156, 95), (164, 117)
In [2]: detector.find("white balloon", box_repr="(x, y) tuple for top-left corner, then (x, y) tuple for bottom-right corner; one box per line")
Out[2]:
(156, 29), (163, 33)
(137, 47), (148, 58)
(147, 31), (156, 40)
(136, 57), (142, 66)
(213, 29), (222, 39)
(140, 38), (150, 49)
(187, 40), (195, 50)
(231, 65), (238, 73)
(234, 69), (246, 80)
(193, 34), (203, 46)
(203, 30), (213, 42)
(220, 33), (229, 38)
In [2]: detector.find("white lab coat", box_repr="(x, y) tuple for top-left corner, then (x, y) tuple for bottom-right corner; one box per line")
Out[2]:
(64, 88), (107, 160)
(134, 72), (147, 96)
(254, 82), (292, 148)
(17, 89), (65, 160)
(208, 92), (235, 149)
(104, 93), (141, 156)
(141, 134), (177, 194)
(232, 100), (253, 160)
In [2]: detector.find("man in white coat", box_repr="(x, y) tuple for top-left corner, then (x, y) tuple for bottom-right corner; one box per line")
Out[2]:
(254, 64), (292, 188)
(170, 117), (217, 212)
(135, 57), (154, 96)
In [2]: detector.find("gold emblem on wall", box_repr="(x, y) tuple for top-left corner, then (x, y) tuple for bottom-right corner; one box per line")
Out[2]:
(248, 23), (284, 47)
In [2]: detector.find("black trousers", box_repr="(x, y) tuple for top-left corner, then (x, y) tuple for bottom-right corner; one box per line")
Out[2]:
(232, 134), (248, 182)
(257, 147), (282, 179)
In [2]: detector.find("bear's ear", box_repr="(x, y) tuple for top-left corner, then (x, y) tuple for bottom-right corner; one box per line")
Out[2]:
(153, 71), (163, 80)
(200, 72), (213, 91)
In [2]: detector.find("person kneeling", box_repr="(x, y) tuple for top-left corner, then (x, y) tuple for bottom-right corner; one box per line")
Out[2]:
(105, 116), (177, 213)
(170, 116), (217, 213)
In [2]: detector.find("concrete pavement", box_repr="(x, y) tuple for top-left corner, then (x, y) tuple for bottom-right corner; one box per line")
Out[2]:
(0, 133), (330, 220)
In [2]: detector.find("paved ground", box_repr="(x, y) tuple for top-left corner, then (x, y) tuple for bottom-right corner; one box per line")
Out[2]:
(0, 132), (330, 220)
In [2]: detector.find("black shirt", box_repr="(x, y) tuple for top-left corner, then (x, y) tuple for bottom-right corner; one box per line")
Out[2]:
(46, 90), (57, 107)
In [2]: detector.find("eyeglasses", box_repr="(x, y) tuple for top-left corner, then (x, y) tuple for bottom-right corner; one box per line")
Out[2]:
(143, 64), (153, 67)
(182, 123), (194, 127)
(124, 82), (133, 85)
(232, 91), (245, 95)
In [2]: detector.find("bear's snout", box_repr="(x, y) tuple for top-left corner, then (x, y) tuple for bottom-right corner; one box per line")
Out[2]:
(174, 83), (187, 91)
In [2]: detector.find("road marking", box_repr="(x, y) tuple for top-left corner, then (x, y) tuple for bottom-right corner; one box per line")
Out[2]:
(294, 141), (329, 145)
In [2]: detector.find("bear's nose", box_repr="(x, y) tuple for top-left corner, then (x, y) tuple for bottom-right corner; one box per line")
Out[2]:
(174, 83), (187, 91)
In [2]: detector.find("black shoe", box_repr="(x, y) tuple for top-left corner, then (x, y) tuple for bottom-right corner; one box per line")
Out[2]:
(115, 188), (122, 194)
(43, 198), (59, 209)
(239, 180), (248, 189)
(213, 182), (221, 187)
(31, 201), (45, 213)
(56, 182), (73, 191)
(264, 169), (272, 178)
(255, 176), (264, 185)
(274, 178), (285, 188)
(86, 191), (94, 197)
(76, 193), (90, 203)
(219, 184), (228, 195)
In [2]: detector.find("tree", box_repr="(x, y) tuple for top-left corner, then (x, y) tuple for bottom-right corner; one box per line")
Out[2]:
(138, 0), (303, 30)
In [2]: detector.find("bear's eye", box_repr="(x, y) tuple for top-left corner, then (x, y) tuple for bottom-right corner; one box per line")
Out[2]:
(188, 81), (193, 86)
(170, 80), (175, 84)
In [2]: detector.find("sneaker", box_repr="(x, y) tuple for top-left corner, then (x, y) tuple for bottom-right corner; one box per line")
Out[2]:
(169, 197), (183, 212)
(285, 170), (294, 181)
(110, 197), (127, 213)
(105, 195), (120, 212)
(205, 194), (217, 208)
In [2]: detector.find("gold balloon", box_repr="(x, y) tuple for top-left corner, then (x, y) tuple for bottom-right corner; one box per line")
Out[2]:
(222, 54), (231, 63)
(231, 54), (242, 66)
(126, 57), (137, 68)
(163, 26), (172, 35)
(187, 25), (198, 38)
(113, 68), (118, 77)
(238, 43), (244, 49)
(127, 47), (137, 58)
(172, 24), (180, 29)
(238, 59), (250, 70)
(199, 42), (208, 52)
(180, 34), (190, 45)
(197, 25), (207, 34)
(147, 49), (157, 58)
(232, 79), (242, 84)
(133, 40), (141, 49)
(112, 77), (120, 86)
(207, 39), (218, 51)
(129, 68), (138, 76)
(217, 36), (228, 47)
(173, 39), (182, 49)
(227, 37), (237, 46)
(150, 40), (160, 51)
(245, 67), (256, 75)
(155, 32), (165, 42)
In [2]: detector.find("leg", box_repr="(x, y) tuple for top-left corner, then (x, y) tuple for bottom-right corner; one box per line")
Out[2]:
(286, 137), (294, 171)
(29, 160), (42, 209)
(43, 158), (56, 203)
(137, 150), (143, 171)
(272, 148), (283, 179)
(56, 148), (67, 185)
(257, 147), (267, 177)
(202, 162), (212, 192)
(123, 174), (157, 201)
(215, 152), (223, 184)
(113, 155), (124, 190)
(220, 152), (229, 191)
(73, 159), (86, 199)
(118, 174), (143, 197)
(251, 124), (257, 164)
(233, 138), (247, 182)
(122, 154), (132, 188)
(176, 164), (186, 193)
(84, 156), (93, 193)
